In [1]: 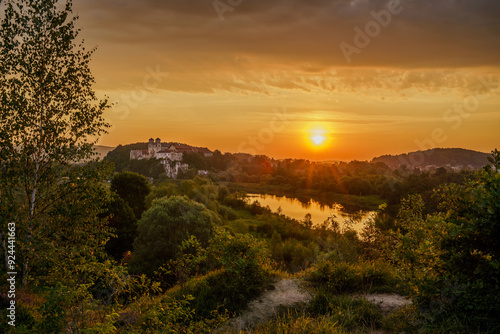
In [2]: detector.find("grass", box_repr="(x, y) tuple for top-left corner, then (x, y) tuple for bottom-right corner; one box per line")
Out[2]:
(119, 268), (267, 333)
(220, 259), (406, 333)
(237, 313), (347, 334)
(231, 295), (384, 334)
(306, 260), (406, 295)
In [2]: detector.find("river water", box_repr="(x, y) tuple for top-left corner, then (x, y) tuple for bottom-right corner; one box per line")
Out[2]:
(246, 193), (375, 233)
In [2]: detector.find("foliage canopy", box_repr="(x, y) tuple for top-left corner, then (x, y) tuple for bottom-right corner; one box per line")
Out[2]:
(132, 196), (220, 275)
(0, 0), (110, 286)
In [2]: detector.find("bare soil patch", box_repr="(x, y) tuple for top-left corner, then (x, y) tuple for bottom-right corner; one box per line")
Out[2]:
(228, 278), (312, 331)
(224, 279), (411, 332)
(361, 293), (412, 315)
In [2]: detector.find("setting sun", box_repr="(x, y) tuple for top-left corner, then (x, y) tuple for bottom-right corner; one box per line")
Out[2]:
(306, 124), (332, 151)
(311, 134), (326, 146)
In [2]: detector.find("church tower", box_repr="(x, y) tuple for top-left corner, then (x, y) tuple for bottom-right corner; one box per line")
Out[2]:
(148, 138), (155, 156)
(155, 138), (162, 155)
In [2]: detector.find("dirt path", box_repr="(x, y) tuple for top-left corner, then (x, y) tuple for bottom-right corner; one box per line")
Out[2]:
(228, 278), (313, 331)
(361, 294), (412, 334)
(361, 293), (412, 314)
(226, 279), (411, 332)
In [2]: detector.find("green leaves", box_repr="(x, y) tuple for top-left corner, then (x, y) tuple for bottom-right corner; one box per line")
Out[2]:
(392, 149), (500, 330)
(110, 171), (150, 218)
(1, 0), (110, 163)
(0, 0), (110, 287)
(131, 196), (219, 276)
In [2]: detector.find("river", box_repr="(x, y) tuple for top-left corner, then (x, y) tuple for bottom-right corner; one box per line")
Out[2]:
(246, 193), (375, 233)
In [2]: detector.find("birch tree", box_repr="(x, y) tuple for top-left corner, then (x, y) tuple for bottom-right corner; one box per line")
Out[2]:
(0, 0), (110, 287)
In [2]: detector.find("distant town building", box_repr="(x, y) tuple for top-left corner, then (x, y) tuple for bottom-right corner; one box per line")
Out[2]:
(129, 138), (212, 178)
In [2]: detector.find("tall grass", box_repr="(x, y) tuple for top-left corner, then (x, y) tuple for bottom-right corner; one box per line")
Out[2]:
(306, 260), (405, 294)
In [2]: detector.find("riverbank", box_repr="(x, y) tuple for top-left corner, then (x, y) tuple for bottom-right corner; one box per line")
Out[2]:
(224, 182), (384, 212)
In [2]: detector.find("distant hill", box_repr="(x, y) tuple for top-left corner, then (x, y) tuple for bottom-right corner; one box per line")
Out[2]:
(103, 142), (149, 171)
(372, 148), (490, 170)
(94, 145), (115, 160)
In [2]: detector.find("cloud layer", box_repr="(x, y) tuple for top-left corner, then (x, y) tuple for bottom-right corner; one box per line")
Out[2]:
(73, 0), (500, 95)
(66, 0), (500, 158)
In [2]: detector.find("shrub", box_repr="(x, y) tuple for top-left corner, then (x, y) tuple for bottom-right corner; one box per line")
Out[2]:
(392, 150), (500, 331)
(161, 228), (273, 318)
(144, 182), (179, 208)
(217, 204), (239, 221)
(111, 171), (150, 218)
(132, 196), (220, 276)
(136, 293), (228, 334)
(306, 261), (400, 294)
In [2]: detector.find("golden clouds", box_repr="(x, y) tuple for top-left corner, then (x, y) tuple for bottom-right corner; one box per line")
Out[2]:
(71, 0), (500, 159)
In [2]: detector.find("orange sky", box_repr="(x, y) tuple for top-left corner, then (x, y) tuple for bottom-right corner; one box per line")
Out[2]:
(66, 0), (500, 161)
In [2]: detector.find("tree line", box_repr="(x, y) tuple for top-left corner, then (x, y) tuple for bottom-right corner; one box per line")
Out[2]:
(105, 145), (480, 211)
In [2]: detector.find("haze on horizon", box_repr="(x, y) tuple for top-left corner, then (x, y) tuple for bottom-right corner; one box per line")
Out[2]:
(65, 0), (499, 161)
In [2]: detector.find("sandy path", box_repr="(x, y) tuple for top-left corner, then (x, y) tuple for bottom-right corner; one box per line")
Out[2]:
(362, 293), (412, 314)
(228, 278), (313, 331)
(224, 280), (411, 332)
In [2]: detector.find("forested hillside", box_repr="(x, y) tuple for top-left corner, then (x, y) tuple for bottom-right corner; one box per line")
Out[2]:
(372, 148), (490, 169)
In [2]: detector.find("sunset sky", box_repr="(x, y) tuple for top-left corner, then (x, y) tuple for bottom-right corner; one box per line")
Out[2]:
(68, 0), (499, 161)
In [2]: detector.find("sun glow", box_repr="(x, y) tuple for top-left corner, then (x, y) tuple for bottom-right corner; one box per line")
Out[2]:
(306, 124), (332, 150)
(311, 134), (326, 145)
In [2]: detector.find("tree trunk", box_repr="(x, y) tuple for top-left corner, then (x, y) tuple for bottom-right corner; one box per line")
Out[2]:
(22, 89), (44, 288)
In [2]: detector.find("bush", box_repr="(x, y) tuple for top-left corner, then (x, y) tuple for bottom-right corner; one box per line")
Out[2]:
(306, 261), (401, 294)
(136, 293), (228, 334)
(165, 228), (273, 317)
(111, 171), (150, 218)
(217, 204), (239, 220)
(144, 182), (179, 208)
(132, 196), (220, 276)
(104, 194), (137, 261)
(391, 150), (500, 332)
(207, 228), (272, 297)
(223, 193), (247, 209)
(281, 239), (318, 272)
